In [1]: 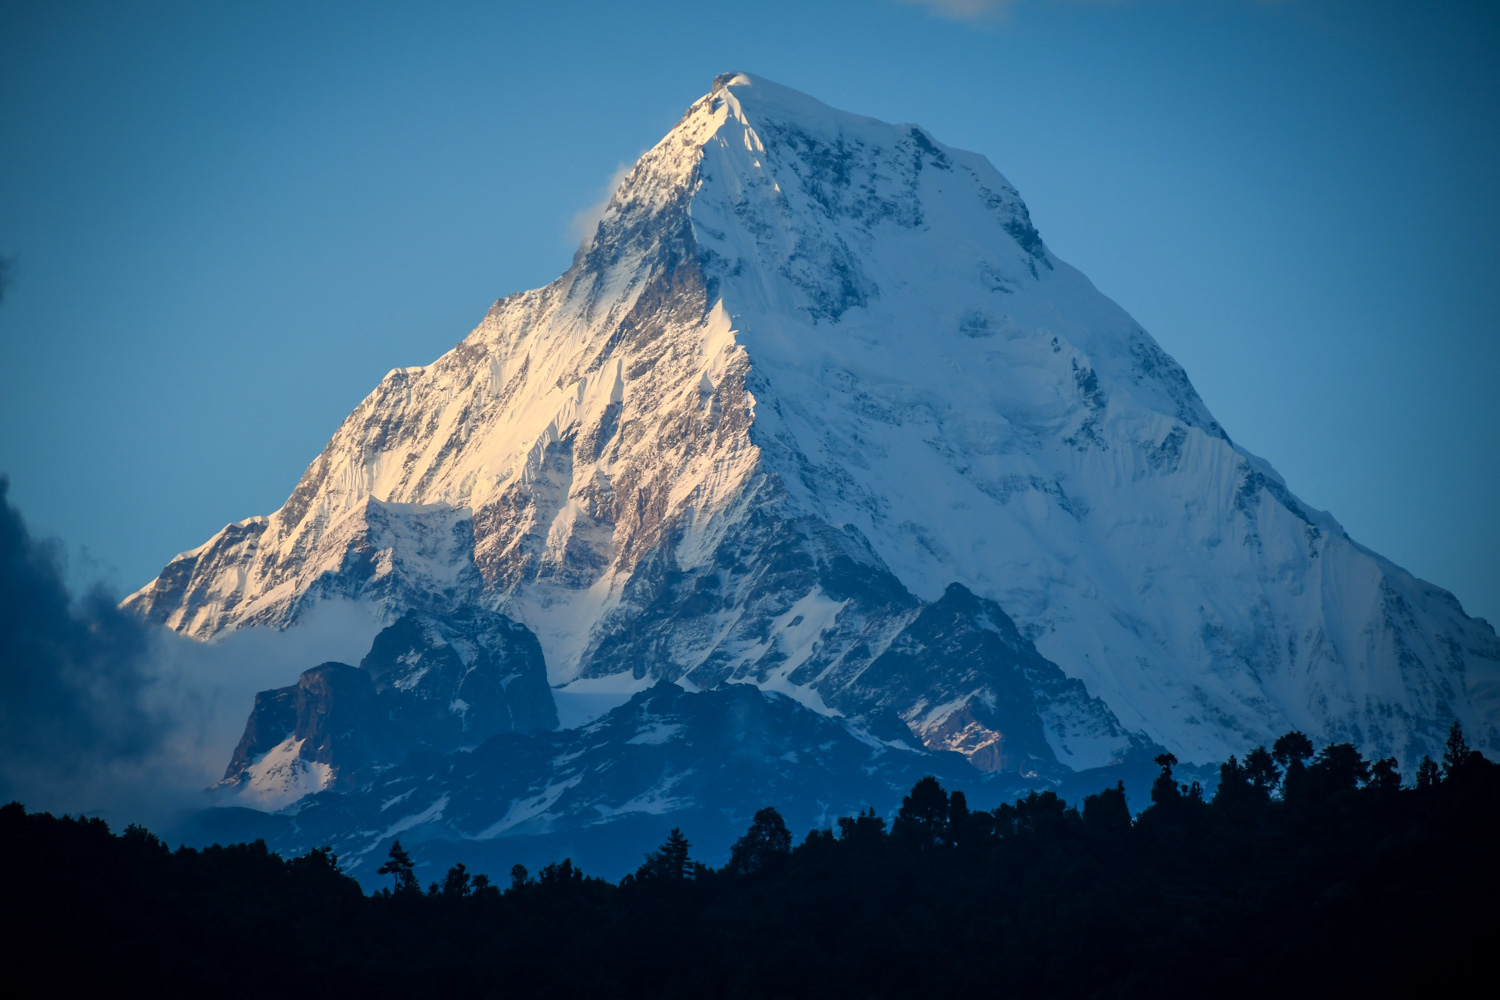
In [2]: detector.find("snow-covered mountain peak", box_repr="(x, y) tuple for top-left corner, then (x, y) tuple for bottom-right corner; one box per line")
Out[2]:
(129, 75), (1499, 777)
(709, 71), (877, 134)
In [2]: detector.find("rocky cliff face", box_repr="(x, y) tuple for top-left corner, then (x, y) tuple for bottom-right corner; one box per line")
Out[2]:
(361, 606), (556, 741)
(219, 608), (555, 807)
(131, 74), (1500, 792)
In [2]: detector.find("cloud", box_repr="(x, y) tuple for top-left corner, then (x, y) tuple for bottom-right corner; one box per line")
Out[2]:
(0, 476), (383, 830)
(0, 476), (164, 805)
(569, 162), (636, 248)
(898, 0), (1022, 22)
(144, 598), (384, 803)
(899, 0), (1137, 24)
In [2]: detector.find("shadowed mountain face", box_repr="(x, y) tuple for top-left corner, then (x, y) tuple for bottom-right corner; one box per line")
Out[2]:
(360, 606), (556, 741)
(200, 669), (1165, 887)
(130, 72), (1497, 830)
(218, 608), (556, 808)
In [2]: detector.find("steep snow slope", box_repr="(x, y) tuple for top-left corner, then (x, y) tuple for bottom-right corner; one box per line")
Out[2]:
(127, 74), (1500, 768)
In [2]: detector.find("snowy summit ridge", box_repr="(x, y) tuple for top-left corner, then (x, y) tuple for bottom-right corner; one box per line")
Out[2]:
(129, 73), (1499, 778)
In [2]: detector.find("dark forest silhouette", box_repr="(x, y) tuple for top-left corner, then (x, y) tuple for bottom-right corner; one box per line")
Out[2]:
(4, 722), (1495, 997)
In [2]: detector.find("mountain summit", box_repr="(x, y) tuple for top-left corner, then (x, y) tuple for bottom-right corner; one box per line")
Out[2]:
(130, 74), (1498, 785)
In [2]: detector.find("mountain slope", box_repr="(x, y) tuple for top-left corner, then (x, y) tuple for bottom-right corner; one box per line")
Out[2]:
(127, 73), (1500, 770)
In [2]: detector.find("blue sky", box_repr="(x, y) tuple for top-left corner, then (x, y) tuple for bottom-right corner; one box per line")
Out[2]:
(2, 0), (1497, 624)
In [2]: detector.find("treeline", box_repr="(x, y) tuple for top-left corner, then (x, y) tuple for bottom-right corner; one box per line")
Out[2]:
(4, 724), (1496, 997)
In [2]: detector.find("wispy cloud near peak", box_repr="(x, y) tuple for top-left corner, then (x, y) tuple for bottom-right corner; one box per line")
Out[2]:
(570, 162), (636, 248)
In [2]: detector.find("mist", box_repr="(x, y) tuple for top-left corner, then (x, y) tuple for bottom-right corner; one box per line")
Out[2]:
(0, 476), (381, 832)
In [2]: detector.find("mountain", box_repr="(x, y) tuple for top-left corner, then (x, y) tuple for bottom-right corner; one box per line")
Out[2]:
(130, 73), (1499, 829)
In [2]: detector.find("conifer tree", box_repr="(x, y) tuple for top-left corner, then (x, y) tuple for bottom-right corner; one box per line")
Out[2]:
(640, 829), (700, 880)
(1443, 721), (1470, 779)
(377, 840), (420, 896)
(1151, 752), (1181, 807)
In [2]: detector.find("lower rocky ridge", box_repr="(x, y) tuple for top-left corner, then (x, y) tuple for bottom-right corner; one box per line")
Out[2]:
(219, 561), (1145, 802)
(190, 681), (1167, 888)
(218, 607), (557, 809)
(202, 591), (1165, 884)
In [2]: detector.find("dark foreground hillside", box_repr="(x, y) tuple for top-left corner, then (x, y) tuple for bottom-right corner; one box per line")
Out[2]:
(5, 726), (1496, 998)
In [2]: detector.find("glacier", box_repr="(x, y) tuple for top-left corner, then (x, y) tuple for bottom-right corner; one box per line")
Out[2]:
(128, 72), (1499, 813)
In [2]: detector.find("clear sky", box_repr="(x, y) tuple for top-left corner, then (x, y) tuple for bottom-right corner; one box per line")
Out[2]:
(2, 0), (1497, 625)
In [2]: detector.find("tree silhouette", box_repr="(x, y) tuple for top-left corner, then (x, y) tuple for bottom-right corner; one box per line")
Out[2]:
(1272, 732), (1315, 800)
(1151, 752), (1181, 807)
(947, 790), (971, 844)
(442, 862), (471, 898)
(1243, 746), (1280, 798)
(836, 807), (886, 844)
(1271, 732), (1314, 768)
(999, 790), (1074, 838)
(539, 858), (585, 886)
(894, 775), (950, 848)
(726, 807), (792, 875)
(1369, 757), (1401, 793)
(5, 732), (1500, 997)
(1416, 755), (1442, 790)
(1305, 742), (1369, 798)
(639, 829), (700, 881)
(289, 845), (342, 882)
(1083, 781), (1131, 835)
(1443, 721), (1470, 779)
(1213, 755), (1253, 808)
(377, 840), (419, 896)
(946, 789), (994, 847)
